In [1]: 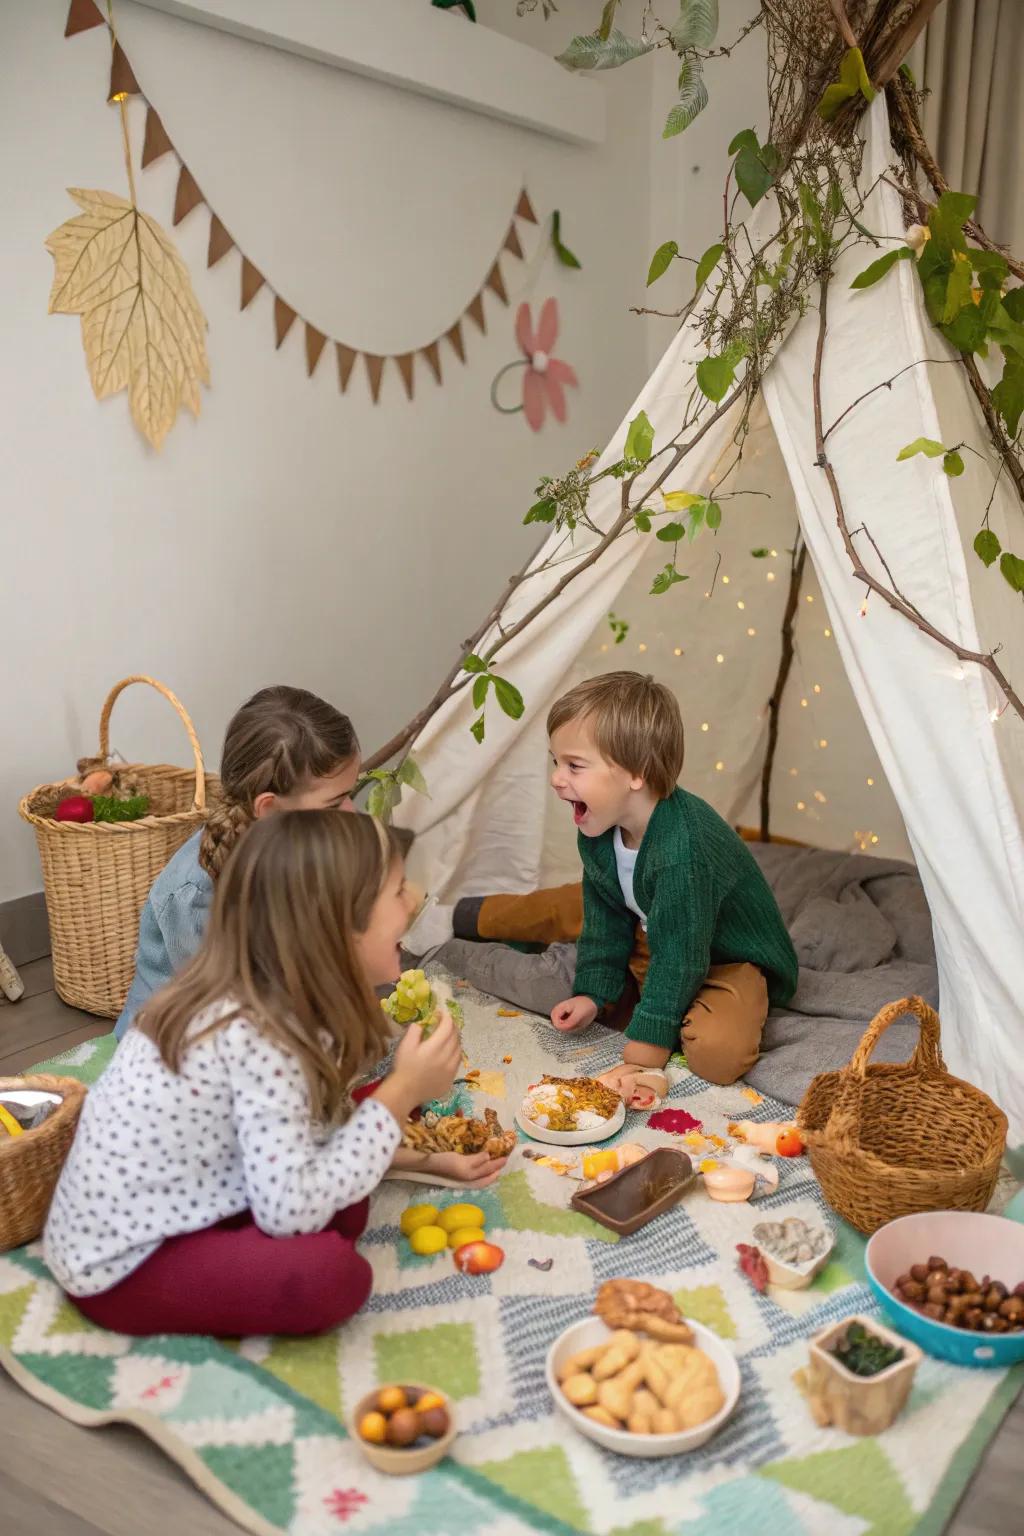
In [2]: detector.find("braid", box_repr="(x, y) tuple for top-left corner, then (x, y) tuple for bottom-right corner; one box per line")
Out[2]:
(199, 799), (253, 880)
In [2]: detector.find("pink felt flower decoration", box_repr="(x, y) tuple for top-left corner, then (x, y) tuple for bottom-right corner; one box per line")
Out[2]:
(516, 299), (578, 431)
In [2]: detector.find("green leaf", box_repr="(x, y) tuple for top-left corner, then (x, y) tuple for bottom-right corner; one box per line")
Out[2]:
(551, 210), (582, 270)
(728, 128), (758, 155)
(705, 500), (722, 530)
(695, 241), (724, 291)
(493, 676), (525, 719)
(1002, 287), (1024, 323)
(647, 240), (679, 286)
(734, 142), (774, 207)
(670, 0), (719, 49)
(597, 0), (619, 40)
(799, 181), (825, 246)
(940, 302), (989, 353)
(367, 777), (401, 821)
(463, 653), (488, 673)
(472, 674), (490, 709)
(971, 250), (1009, 289)
(819, 48), (875, 120)
(662, 488), (702, 511)
(943, 449), (965, 477)
(650, 564), (689, 595)
(524, 497), (557, 524)
(827, 179), (843, 217)
(943, 256), (973, 324)
(656, 521), (686, 542)
(470, 714), (485, 744)
(686, 502), (705, 540)
(992, 355), (1024, 436)
(899, 61), (916, 86)
(818, 82), (857, 120)
(696, 352), (736, 402)
(556, 29), (654, 71)
(974, 529), (1001, 567)
(633, 510), (652, 532)
(999, 551), (1024, 593)
(396, 756), (429, 796)
(850, 247), (912, 289)
(750, 547), (771, 558)
(896, 437), (945, 461)
(625, 409), (655, 462)
(663, 56), (708, 137)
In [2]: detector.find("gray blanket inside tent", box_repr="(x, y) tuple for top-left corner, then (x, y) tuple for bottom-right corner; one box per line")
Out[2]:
(430, 842), (938, 1109)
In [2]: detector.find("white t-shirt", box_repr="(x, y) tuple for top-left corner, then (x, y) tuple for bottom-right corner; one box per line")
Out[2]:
(613, 826), (648, 931)
(44, 1002), (401, 1297)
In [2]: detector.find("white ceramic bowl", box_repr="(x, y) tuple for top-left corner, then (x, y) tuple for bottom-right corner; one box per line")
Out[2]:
(546, 1316), (740, 1457)
(516, 1099), (626, 1146)
(756, 1228), (836, 1290)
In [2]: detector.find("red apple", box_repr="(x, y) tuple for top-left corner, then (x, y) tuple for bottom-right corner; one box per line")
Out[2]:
(453, 1240), (504, 1275)
(55, 796), (94, 824)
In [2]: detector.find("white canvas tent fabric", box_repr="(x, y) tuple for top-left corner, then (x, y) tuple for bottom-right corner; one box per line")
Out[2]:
(398, 99), (1024, 1146)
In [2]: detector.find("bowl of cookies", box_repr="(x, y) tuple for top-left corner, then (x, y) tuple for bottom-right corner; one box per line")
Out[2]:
(546, 1280), (740, 1457)
(517, 1076), (626, 1146)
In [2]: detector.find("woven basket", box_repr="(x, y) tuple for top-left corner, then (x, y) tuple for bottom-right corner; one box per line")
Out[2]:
(797, 997), (1007, 1235)
(19, 676), (218, 1019)
(0, 1075), (87, 1251)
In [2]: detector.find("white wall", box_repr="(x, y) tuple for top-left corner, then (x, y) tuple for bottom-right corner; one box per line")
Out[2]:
(0, 0), (756, 903)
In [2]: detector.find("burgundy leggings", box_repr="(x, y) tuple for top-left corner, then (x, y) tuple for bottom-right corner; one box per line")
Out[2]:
(72, 1199), (372, 1337)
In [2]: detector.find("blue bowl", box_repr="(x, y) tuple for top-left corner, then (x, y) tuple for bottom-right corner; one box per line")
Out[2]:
(866, 1207), (1024, 1368)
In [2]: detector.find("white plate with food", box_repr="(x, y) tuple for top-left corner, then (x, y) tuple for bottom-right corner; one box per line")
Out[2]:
(547, 1315), (740, 1457)
(516, 1075), (626, 1146)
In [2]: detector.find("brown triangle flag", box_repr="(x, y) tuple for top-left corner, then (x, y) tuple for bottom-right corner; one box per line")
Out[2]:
(421, 341), (442, 384)
(142, 107), (173, 169)
(485, 262), (508, 306)
(108, 42), (140, 102)
(336, 344), (358, 392)
(396, 354), (415, 400)
(207, 215), (233, 268)
(240, 258), (265, 310)
(305, 325), (327, 377)
(504, 224), (524, 260)
(364, 354), (386, 403)
(274, 298), (298, 349)
(445, 321), (465, 363)
(515, 189), (538, 224)
(173, 166), (204, 226)
(467, 293), (486, 334)
(65, 0), (104, 38)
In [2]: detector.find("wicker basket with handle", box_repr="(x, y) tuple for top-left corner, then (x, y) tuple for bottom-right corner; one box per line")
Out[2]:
(18, 676), (218, 1020)
(797, 996), (1007, 1235)
(0, 1076), (87, 1252)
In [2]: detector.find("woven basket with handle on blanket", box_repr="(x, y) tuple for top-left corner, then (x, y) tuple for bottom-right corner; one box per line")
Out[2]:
(18, 676), (218, 1020)
(0, 1075), (87, 1252)
(797, 996), (1007, 1235)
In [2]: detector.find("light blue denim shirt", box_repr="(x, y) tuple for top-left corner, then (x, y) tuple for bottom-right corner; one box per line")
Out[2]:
(114, 831), (213, 1039)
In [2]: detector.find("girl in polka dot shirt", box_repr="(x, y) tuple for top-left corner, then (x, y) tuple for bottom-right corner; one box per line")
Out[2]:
(45, 811), (470, 1337)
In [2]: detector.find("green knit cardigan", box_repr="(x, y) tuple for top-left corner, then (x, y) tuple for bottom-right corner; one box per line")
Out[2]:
(573, 788), (799, 1050)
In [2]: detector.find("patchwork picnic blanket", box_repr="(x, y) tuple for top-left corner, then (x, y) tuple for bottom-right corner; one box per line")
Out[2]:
(1, 969), (1019, 1536)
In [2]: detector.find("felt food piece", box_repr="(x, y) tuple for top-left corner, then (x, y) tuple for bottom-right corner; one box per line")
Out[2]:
(453, 1240), (504, 1275)
(581, 1143), (648, 1182)
(79, 769), (114, 795)
(465, 1069), (507, 1099)
(597, 1358), (646, 1420)
(563, 1331), (724, 1436)
(522, 1075), (621, 1132)
(592, 1331), (641, 1379)
(557, 1345), (604, 1381)
(55, 795), (94, 823)
(420, 1406), (450, 1438)
(704, 1165), (756, 1202)
(728, 1118), (797, 1152)
(775, 1127), (805, 1157)
(594, 1279), (694, 1343)
(408, 1225), (448, 1256)
(563, 1373), (599, 1406)
(437, 1204), (485, 1234)
(582, 1405), (620, 1428)
(400, 1204), (439, 1237)
(382, 969), (464, 1036)
(403, 1106), (516, 1161)
(647, 1107), (702, 1134)
(446, 1226), (486, 1250)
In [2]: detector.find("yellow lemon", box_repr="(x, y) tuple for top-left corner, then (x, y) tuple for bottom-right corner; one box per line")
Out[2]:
(399, 1203), (439, 1237)
(437, 1203), (485, 1234)
(408, 1224), (448, 1256)
(447, 1226), (486, 1251)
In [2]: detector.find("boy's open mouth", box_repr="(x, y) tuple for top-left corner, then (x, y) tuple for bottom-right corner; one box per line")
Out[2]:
(570, 799), (588, 826)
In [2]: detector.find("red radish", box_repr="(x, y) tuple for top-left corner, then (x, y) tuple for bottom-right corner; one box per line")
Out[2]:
(453, 1240), (504, 1275)
(55, 796), (94, 824)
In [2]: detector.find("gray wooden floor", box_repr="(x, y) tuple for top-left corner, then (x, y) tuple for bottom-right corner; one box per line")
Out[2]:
(1, 959), (1021, 1535)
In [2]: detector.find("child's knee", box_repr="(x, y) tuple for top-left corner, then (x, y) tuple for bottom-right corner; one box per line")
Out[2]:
(303, 1246), (373, 1332)
(680, 1027), (748, 1086)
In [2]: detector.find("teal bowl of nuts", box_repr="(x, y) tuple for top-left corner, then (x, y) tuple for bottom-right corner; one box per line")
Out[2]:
(866, 1209), (1024, 1367)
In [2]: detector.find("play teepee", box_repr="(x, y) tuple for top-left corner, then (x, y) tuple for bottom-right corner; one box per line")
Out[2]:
(376, 8), (1024, 1145)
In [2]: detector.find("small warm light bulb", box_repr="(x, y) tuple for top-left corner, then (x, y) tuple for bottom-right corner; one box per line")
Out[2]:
(722, 575), (731, 585)
(819, 738), (828, 749)
(674, 646), (683, 656)
(715, 761), (725, 771)
(770, 549), (778, 558)
(866, 777), (874, 786)
(747, 627), (756, 636)
(737, 600), (746, 610)
(814, 791), (827, 804)
(767, 572), (776, 582)
(716, 653), (724, 663)
(870, 834), (879, 845)
(701, 722), (709, 732)
(800, 697), (808, 708)
(813, 684), (822, 694)
(638, 643), (647, 652)
(789, 768), (798, 777)
(600, 643), (609, 652)
(111, 91), (128, 103)
(824, 627), (832, 638)
(806, 594), (814, 603)
(796, 801), (806, 811)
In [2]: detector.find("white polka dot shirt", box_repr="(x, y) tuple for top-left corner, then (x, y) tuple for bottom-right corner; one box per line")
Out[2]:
(44, 1003), (401, 1297)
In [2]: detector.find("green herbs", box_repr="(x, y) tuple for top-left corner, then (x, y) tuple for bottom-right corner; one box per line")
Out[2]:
(91, 795), (151, 824)
(832, 1322), (903, 1377)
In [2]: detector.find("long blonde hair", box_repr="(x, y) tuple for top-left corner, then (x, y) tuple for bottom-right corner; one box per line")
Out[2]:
(139, 810), (406, 1122)
(200, 686), (359, 879)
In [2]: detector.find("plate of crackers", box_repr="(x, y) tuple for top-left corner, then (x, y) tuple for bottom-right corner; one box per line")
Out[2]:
(516, 1075), (626, 1145)
(546, 1280), (740, 1456)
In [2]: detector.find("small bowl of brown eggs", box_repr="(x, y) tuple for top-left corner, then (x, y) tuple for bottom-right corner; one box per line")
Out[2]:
(351, 1383), (455, 1474)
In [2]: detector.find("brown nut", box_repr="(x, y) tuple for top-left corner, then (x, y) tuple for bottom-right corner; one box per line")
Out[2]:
(984, 1286), (1007, 1312)
(922, 1302), (946, 1321)
(959, 1271), (979, 1294)
(963, 1308), (985, 1330)
(900, 1280), (926, 1303)
(909, 1263), (930, 1283)
(947, 1294), (971, 1317)
(962, 1292), (984, 1310)
(895, 1273), (914, 1293)
(998, 1297), (1024, 1321)
(988, 1316), (1010, 1334)
(926, 1284), (949, 1306)
(1013, 1282), (1024, 1298)
(979, 1313), (1000, 1333)
(945, 1269), (964, 1292)
(927, 1255), (948, 1272)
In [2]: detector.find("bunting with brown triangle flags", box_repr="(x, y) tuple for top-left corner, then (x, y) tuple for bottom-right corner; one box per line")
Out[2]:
(65, 7), (544, 405)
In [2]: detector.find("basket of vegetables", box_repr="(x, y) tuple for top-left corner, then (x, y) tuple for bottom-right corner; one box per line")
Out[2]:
(18, 676), (217, 1019)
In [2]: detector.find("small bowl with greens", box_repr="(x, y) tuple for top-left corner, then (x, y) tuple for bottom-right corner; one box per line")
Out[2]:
(806, 1315), (921, 1436)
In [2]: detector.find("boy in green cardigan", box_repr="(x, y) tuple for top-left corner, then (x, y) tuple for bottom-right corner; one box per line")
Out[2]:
(547, 671), (797, 1093)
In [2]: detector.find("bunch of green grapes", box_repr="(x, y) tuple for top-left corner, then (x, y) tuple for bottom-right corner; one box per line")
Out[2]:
(381, 969), (462, 1037)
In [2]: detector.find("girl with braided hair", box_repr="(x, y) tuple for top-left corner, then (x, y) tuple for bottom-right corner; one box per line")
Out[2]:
(114, 686), (360, 1039)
